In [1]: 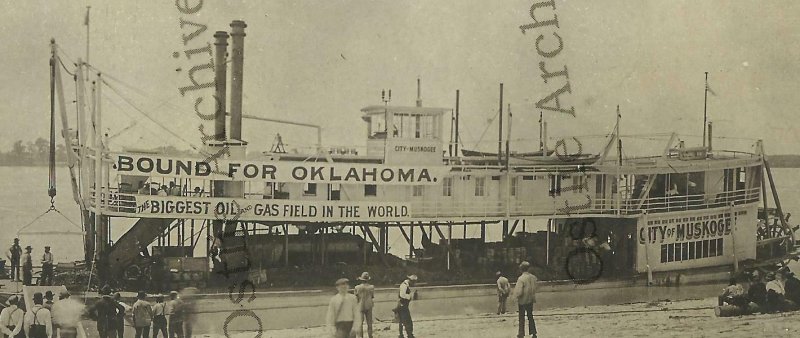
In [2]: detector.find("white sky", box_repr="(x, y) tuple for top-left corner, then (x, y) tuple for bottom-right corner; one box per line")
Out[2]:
(2, 1), (799, 156)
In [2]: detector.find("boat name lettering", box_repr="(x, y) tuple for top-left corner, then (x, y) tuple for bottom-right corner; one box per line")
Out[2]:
(393, 145), (437, 153)
(639, 215), (733, 244)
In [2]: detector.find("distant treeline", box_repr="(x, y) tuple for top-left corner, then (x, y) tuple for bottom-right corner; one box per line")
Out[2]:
(0, 138), (195, 166)
(767, 155), (800, 168)
(4, 138), (800, 168)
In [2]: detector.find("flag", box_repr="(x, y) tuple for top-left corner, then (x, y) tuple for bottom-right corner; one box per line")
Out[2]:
(84, 6), (90, 26)
(706, 83), (717, 96)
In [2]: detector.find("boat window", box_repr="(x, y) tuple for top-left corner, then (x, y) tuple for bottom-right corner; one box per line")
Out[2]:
(364, 184), (377, 197)
(661, 238), (723, 263)
(442, 177), (452, 197)
(549, 175), (562, 197)
(328, 183), (341, 201)
(369, 115), (387, 139)
(412, 185), (424, 197)
(303, 183), (317, 196)
(475, 177), (486, 197)
(511, 177), (519, 196)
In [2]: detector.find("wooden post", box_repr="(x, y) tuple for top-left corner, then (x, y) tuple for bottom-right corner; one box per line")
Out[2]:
(321, 226), (326, 266)
(362, 225), (389, 267)
(480, 221), (486, 241)
(284, 224), (289, 267)
(502, 220), (509, 240)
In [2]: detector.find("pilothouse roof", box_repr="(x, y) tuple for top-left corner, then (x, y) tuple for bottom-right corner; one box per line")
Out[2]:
(360, 105), (451, 116)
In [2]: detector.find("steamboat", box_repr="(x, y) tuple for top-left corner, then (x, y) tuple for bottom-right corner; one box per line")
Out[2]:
(42, 20), (798, 294)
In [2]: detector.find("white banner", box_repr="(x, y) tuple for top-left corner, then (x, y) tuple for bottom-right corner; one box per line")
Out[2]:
(113, 153), (449, 185)
(130, 195), (411, 222)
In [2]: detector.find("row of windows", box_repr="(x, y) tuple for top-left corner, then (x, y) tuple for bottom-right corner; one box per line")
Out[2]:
(271, 175), (572, 199)
(660, 238), (724, 263)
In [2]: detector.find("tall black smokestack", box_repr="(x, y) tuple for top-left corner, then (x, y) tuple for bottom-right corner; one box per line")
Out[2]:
(213, 31), (229, 141)
(229, 20), (247, 141)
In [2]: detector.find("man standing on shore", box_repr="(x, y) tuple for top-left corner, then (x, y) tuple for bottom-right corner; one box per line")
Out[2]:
(41, 246), (54, 286)
(21, 246), (33, 286)
(325, 278), (361, 338)
(513, 261), (538, 338)
(354, 272), (375, 338)
(496, 271), (510, 315)
(6, 238), (22, 281)
(396, 274), (417, 338)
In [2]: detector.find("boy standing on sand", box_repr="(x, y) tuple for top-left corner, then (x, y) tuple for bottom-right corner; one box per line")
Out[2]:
(514, 261), (538, 338)
(354, 272), (375, 338)
(496, 271), (510, 315)
(326, 278), (362, 338)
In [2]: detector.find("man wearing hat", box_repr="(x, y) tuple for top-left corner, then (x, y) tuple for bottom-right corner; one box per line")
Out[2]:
(396, 274), (417, 338)
(24, 292), (52, 338)
(40, 246), (54, 286)
(51, 291), (81, 338)
(165, 290), (184, 338)
(513, 261), (538, 338)
(89, 286), (125, 338)
(0, 294), (24, 338)
(21, 246), (33, 286)
(325, 278), (361, 338)
(496, 271), (510, 315)
(354, 272), (375, 338)
(132, 291), (154, 338)
(6, 238), (22, 282)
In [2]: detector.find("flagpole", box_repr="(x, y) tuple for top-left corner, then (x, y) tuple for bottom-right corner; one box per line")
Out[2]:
(85, 6), (91, 66)
(703, 71), (708, 148)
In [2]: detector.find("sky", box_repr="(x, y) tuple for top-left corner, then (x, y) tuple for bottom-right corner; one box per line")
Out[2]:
(1, 0), (800, 156)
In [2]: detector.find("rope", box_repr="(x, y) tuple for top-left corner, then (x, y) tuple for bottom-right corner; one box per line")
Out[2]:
(16, 201), (85, 236)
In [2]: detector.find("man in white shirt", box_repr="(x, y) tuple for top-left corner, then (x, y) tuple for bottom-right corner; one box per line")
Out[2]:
(41, 246), (54, 286)
(396, 274), (417, 338)
(496, 271), (510, 315)
(0, 295), (24, 338)
(325, 278), (361, 338)
(24, 292), (52, 338)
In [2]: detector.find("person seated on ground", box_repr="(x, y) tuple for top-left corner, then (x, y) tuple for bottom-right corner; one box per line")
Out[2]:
(765, 272), (791, 313)
(748, 272), (768, 310)
(781, 268), (800, 308)
(718, 277), (748, 307)
(157, 185), (168, 197)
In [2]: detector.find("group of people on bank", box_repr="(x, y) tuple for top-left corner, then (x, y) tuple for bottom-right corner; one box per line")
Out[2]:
(719, 267), (800, 313)
(89, 286), (195, 338)
(6, 238), (55, 287)
(325, 260), (539, 338)
(0, 290), (80, 338)
(1, 285), (194, 338)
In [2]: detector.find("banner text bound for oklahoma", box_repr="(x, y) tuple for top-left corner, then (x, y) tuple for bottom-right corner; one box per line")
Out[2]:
(113, 153), (448, 185)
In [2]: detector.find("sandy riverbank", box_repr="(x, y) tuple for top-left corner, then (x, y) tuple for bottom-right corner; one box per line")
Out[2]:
(194, 296), (800, 338)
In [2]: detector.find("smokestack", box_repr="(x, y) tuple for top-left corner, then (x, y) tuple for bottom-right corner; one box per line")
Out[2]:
(707, 121), (713, 151)
(416, 78), (422, 107)
(229, 20), (247, 141)
(213, 31), (229, 141)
